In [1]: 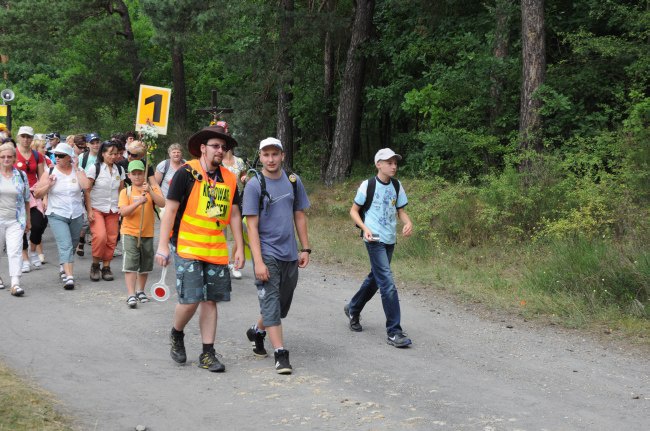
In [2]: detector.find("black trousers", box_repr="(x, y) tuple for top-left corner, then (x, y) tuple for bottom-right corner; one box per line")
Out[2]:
(22, 207), (48, 250)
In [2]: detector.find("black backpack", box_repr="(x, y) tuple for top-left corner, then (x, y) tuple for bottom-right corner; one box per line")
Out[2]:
(92, 161), (123, 181)
(245, 168), (299, 213)
(355, 176), (400, 236)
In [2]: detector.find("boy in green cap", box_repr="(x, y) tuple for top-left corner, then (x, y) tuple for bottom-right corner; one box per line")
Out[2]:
(118, 159), (165, 308)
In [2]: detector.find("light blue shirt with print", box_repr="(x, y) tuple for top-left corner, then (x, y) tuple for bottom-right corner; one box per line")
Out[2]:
(354, 177), (407, 245)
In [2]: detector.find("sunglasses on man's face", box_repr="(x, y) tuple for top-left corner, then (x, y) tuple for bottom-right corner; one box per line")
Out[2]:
(205, 143), (228, 151)
(128, 152), (142, 157)
(76, 145), (87, 150)
(54, 153), (68, 159)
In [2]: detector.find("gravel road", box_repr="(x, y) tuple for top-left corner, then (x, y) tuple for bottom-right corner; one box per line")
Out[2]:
(0, 232), (648, 431)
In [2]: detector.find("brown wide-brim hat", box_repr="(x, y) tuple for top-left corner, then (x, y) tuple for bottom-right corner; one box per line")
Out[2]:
(187, 125), (238, 157)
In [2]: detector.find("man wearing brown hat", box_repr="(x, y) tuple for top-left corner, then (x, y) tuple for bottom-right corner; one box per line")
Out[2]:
(155, 125), (245, 372)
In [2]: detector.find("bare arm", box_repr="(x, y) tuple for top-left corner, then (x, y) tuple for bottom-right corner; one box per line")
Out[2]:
(149, 185), (166, 208)
(246, 215), (269, 282)
(154, 199), (179, 267)
(32, 170), (53, 199)
(397, 208), (413, 237)
(350, 202), (374, 241)
(229, 205), (245, 270)
(294, 210), (310, 268)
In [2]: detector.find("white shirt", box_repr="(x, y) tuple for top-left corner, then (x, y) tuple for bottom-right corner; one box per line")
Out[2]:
(87, 163), (125, 213)
(45, 167), (85, 219)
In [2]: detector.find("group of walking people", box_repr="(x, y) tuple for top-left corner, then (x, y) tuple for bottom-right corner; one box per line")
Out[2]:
(1, 119), (413, 376)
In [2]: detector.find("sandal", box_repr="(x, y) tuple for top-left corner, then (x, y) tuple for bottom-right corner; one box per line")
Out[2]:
(126, 295), (137, 309)
(0, 277), (4, 289)
(76, 243), (84, 257)
(10, 286), (24, 297)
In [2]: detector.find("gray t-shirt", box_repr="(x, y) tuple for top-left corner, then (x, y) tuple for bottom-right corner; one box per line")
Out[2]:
(242, 170), (310, 261)
(0, 176), (18, 220)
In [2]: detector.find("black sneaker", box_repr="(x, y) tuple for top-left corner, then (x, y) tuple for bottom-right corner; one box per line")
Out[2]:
(274, 349), (292, 374)
(170, 329), (187, 364)
(387, 331), (412, 348)
(246, 326), (268, 357)
(344, 303), (362, 332)
(198, 349), (225, 372)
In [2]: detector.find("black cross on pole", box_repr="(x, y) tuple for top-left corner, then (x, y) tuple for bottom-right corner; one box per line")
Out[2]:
(196, 89), (233, 125)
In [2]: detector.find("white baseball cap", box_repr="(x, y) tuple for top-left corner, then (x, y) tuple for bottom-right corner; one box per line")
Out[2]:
(18, 126), (34, 137)
(374, 148), (402, 163)
(259, 137), (283, 151)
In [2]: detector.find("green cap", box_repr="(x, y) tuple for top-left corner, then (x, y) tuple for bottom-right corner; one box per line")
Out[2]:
(128, 160), (145, 172)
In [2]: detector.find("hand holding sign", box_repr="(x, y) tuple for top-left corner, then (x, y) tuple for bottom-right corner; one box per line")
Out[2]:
(150, 265), (170, 302)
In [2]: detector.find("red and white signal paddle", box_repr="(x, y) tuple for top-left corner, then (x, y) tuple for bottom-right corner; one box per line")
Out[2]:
(150, 265), (170, 301)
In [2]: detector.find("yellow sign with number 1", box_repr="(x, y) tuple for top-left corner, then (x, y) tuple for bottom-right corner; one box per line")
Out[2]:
(0, 105), (7, 117)
(136, 85), (171, 135)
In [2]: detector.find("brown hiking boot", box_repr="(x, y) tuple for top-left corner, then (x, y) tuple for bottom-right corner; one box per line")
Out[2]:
(101, 266), (114, 281)
(90, 263), (101, 281)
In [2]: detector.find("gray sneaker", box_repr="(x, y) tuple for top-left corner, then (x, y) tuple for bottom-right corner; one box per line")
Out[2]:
(387, 331), (412, 348)
(344, 303), (362, 332)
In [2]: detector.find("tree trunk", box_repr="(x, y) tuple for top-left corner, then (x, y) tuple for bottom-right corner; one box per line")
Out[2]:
(108, 0), (142, 100)
(324, 0), (375, 185)
(489, 0), (513, 129)
(320, 0), (336, 179)
(519, 0), (545, 156)
(171, 40), (187, 132)
(277, 0), (295, 168)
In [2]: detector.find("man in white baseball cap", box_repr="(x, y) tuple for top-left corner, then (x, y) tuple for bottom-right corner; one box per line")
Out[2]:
(241, 137), (311, 374)
(346, 147), (413, 348)
(17, 126), (34, 137)
(374, 148), (402, 164)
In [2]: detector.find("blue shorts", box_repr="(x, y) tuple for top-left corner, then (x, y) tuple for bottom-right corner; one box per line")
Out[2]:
(255, 256), (298, 327)
(171, 245), (232, 304)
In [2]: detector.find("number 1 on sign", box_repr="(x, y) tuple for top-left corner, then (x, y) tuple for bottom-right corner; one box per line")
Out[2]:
(144, 93), (162, 123)
(136, 84), (171, 135)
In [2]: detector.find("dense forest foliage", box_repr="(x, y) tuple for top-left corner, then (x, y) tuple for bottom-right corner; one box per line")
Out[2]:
(1, 1), (648, 312)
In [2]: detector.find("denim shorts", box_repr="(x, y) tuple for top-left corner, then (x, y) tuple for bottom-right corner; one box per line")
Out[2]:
(121, 235), (154, 273)
(171, 245), (232, 304)
(255, 255), (298, 327)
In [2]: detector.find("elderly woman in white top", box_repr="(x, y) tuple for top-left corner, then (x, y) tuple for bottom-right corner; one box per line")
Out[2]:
(85, 141), (125, 282)
(0, 143), (31, 296)
(34, 143), (90, 290)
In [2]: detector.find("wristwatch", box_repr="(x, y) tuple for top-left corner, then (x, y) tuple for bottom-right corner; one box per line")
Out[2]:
(300, 248), (312, 254)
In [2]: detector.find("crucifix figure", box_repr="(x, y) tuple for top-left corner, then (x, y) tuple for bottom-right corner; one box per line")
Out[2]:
(196, 89), (234, 125)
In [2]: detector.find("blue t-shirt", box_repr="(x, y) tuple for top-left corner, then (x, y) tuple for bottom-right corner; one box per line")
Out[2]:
(354, 177), (408, 245)
(242, 171), (310, 261)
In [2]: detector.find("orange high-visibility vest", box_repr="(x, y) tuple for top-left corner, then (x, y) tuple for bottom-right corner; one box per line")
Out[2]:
(175, 159), (237, 265)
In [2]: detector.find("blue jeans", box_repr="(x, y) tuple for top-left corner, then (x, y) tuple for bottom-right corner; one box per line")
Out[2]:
(48, 213), (83, 264)
(348, 241), (402, 335)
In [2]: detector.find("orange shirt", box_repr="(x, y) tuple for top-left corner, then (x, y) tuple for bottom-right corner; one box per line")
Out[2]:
(118, 184), (162, 237)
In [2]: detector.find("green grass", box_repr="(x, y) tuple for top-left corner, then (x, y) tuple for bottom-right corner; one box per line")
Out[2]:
(0, 363), (74, 430)
(307, 181), (650, 349)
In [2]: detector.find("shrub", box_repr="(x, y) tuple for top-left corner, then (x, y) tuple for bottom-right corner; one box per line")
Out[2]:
(523, 238), (649, 316)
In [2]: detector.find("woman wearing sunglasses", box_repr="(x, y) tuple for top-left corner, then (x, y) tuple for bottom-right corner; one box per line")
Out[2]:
(85, 141), (125, 281)
(0, 142), (31, 296)
(33, 143), (90, 290)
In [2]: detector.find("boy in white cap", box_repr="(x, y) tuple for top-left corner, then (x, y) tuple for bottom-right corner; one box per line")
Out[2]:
(242, 137), (311, 374)
(346, 148), (413, 347)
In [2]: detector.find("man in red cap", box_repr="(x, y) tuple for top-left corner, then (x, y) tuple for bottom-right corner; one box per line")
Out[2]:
(155, 125), (245, 372)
